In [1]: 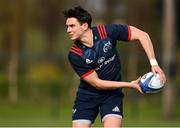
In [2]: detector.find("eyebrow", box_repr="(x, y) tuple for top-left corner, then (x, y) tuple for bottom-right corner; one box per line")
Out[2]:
(66, 23), (75, 26)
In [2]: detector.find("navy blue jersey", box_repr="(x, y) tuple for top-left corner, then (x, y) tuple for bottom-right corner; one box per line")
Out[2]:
(68, 24), (131, 94)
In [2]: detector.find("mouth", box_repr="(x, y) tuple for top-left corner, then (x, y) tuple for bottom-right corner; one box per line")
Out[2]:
(68, 34), (75, 40)
(68, 33), (73, 37)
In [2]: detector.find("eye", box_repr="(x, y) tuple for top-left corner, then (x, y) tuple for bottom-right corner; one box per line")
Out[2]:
(70, 24), (75, 28)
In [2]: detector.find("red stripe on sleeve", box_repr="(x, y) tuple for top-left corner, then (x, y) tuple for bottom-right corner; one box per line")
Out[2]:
(97, 26), (103, 39)
(70, 49), (83, 56)
(81, 70), (95, 79)
(99, 26), (105, 39)
(72, 44), (79, 48)
(99, 25), (106, 39)
(70, 43), (83, 56)
(71, 47), (82, 53)
(128, 26), (131, 41)
(101, 25), (107, 38)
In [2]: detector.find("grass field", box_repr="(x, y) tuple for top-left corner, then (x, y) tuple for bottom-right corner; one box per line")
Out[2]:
(0, 98), (180, 127)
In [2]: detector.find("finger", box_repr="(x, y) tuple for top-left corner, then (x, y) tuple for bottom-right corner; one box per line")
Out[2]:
(162, 73), (166, 84)
(137, 83), (144, 94)
(138, 87), (144, 94)
(158, 72), (166, 84)
(137, 76), (141, 81)
(151, 66), (157, 75)
(161, 71), (166, 83)
(158, 71), (165, 82)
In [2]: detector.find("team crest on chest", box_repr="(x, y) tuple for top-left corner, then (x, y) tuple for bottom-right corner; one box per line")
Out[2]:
(103, 41), (112, 53)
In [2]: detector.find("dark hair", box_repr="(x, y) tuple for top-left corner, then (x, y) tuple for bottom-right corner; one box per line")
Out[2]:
(63, 6), (92, 27)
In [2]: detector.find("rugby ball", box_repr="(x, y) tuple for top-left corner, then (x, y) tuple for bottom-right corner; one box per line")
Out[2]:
(139, 72), (164, 93)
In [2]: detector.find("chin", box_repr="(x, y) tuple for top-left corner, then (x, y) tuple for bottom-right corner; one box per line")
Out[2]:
(70, 38), (76, 41)
(70, 37), (77, 41)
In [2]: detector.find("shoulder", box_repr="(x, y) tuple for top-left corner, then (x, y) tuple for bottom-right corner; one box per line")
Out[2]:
(92, 25), (107, 40)
(105, 24), (128, 32)
(105, 24), (130, 41)
(68, 42), (84, 62)
(93, 24), (128, 35)
(93, 24), (128, 30)
(69, 43), (83, 57)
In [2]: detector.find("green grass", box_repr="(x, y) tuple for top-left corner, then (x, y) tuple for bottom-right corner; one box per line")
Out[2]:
(0, 102), (71, 126)
(122, 97), (180, 127)
(0, 100), (180, 127)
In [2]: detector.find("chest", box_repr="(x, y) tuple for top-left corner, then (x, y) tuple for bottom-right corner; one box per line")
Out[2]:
(82, 38), (116, 67)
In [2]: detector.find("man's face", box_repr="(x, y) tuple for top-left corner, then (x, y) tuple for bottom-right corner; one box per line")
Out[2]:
(66, 17), (86, 40)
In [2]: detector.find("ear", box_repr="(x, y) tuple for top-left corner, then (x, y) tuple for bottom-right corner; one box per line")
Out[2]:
(82, 23), (89, 30)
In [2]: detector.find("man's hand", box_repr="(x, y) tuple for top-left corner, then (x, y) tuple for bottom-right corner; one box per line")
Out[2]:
(131, 77), (144, 94)
(151, 65), (166, 84)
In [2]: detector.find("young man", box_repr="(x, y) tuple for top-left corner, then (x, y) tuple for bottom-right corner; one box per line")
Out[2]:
(63, 6), (166, 127)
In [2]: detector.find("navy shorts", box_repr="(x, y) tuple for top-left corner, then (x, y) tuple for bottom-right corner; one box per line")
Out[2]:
(72, 91), (124, 124)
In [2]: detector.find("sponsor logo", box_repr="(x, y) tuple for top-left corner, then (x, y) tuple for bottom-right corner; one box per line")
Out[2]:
(98, 57), (105, 64)
(96, 54), (116, 70)
(112, 106), (120, 112)
(104, 54), (115, 65)
(72, 109), (76, 114)
(86, 59), (93, 64)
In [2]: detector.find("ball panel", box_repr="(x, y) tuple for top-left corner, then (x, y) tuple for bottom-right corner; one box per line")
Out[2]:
(149, 74), (164, 89)
(139, 72), (164, 94)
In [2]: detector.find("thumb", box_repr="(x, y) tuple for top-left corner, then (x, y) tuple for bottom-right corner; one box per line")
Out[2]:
(137, 76), (141, 82)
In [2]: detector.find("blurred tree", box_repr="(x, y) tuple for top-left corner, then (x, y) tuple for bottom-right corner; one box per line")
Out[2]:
(162, 0), (177, 119)
(105, 0), (126, 24)
(4, 0), (25, 104)
(38, 0), (69, 61)
(105, 0), (113, 24)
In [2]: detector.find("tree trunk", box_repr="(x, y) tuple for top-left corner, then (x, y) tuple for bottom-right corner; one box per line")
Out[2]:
(8, 0), (19, 104)
(162, 0), (176, 119)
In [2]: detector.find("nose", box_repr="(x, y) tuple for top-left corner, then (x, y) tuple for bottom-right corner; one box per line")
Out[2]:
(67, 27), (71, 33)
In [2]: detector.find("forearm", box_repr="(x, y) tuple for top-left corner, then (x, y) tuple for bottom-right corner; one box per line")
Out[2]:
(83, 71), (141, 92)
(139, 32), (156, 60)
(83, 71), (133, 90)
(93, 79), (133, 90)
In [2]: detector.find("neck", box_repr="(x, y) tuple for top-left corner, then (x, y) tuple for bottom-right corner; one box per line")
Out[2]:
(79, 28), (93, 48)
